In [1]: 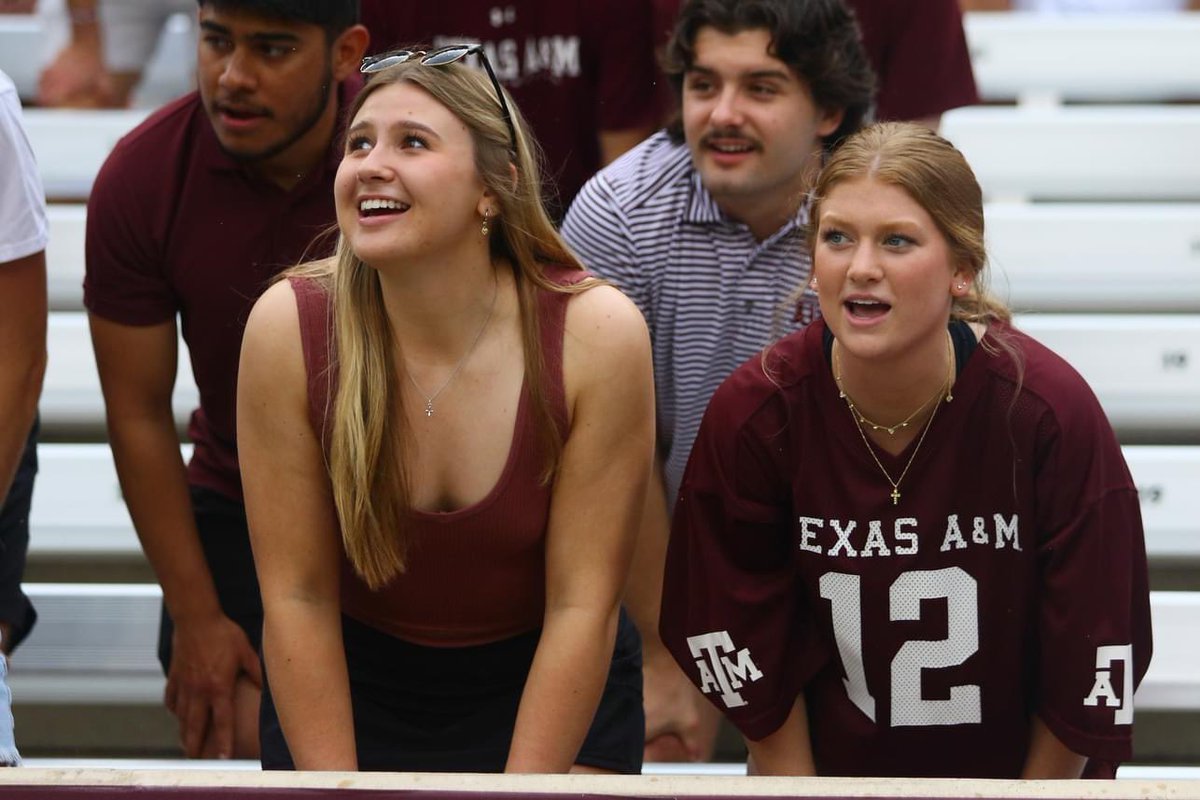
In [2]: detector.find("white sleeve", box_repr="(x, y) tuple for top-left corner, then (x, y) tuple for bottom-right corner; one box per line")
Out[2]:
(0, 71), (48, 265)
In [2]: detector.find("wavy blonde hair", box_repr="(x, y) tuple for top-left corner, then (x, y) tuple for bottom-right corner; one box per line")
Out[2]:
(291, 58), (595, 589)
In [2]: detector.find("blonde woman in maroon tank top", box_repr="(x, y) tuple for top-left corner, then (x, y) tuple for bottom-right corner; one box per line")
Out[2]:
(236, 54), (654, 772)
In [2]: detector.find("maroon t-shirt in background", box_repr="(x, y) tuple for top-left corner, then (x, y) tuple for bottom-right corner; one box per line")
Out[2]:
(83, 88), (352, 502)
(851, 0), (979, 121)
(661, 319), (1151, 777)
(360, 0), (662, 213)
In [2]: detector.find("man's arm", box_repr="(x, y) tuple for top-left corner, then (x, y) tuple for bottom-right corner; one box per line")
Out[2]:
(89, 314), (261, 759)
(0, 251), (46, 505)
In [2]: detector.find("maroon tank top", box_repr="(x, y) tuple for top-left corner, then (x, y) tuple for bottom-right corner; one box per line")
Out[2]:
(290, 265), (581, 646)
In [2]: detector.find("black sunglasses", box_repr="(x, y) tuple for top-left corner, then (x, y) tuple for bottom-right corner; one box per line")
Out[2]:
(360, 44), (517, 154)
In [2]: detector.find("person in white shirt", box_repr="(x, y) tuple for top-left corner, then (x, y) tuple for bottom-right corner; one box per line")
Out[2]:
(0, 65), (49, 768)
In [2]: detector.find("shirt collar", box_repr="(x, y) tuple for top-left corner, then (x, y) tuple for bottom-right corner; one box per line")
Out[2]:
(683, 165), (812, 239)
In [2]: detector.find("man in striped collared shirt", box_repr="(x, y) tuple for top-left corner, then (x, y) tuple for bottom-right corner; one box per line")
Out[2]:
(561, 0), (874, 763)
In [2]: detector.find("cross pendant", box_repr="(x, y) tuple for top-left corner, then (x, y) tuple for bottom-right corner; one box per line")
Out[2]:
(890, 487), (900, 505)
(424, 401), (434, 417)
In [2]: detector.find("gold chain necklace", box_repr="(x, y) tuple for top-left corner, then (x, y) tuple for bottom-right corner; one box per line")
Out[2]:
(833, 329), (955, 505)
(405, 274), (498, 418)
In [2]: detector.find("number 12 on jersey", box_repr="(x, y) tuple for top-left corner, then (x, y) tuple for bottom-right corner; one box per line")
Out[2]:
(819, 567), (983, 727)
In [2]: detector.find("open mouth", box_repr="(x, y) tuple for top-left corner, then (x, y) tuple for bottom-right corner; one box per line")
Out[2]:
(845, 298), (891, 319)
(216, 103), (269, 122)
(709, 141), (755, 154)
(359, 199), (411, 218)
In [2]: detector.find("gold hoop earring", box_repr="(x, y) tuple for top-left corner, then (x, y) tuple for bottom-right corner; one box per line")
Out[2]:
(481, 209), (491, 237)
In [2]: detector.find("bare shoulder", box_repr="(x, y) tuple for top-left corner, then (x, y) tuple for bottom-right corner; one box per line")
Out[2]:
(563, 283), (650, 361)
(561, 283), (652, 408)
(247, 279), (300, 333)
(241, 279), (305, 387)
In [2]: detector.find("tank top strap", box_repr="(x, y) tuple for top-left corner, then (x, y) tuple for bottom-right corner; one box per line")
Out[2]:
(534, 263), (591, 435)
(287, 275), (336, 449)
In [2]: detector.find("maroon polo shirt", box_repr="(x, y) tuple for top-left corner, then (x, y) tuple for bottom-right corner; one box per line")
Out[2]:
(360, 0), (662, 213)
(83, 84), (356, 502)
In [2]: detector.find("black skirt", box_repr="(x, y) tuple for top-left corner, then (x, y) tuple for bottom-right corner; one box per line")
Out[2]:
(260, 607), (644, 773)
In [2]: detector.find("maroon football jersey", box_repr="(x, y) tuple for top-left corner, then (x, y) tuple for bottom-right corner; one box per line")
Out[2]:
(661, 319), (1152, 778)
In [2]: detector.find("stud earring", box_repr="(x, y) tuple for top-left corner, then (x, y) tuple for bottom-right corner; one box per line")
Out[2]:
(809, 276), (819, 291)
(481, 209), (491, 237)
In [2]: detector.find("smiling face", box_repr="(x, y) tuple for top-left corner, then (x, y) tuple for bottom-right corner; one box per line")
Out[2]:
(813, 176), (972, 363)
(682, 26), (842, 235)
(335, 81), (492, 270)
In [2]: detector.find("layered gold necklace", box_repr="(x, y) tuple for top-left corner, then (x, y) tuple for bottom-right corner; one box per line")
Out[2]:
(833, 329), (955, 506)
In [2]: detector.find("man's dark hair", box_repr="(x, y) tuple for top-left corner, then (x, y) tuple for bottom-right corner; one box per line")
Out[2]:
(196, 0), (360, 39)
(662, 0), (875, 149)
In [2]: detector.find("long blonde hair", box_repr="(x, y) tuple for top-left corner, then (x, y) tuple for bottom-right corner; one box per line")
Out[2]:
(292, 58), (594, 589)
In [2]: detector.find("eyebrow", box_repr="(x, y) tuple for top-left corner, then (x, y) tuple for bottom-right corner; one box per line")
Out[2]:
(199, 20), (302, 45)
(686, 65), (793, 82)
(821, 212), (923, 229)
(347, 119), (443, 140)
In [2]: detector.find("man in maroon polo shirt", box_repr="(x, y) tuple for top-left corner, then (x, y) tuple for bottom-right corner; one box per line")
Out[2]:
(83, 0), (367, 760)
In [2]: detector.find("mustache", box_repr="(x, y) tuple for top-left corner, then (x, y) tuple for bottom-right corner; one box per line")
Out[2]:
(700, 128), (761, 150)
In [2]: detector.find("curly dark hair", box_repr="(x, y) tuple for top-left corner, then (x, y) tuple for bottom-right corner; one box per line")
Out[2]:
(662, 0), (875, 149)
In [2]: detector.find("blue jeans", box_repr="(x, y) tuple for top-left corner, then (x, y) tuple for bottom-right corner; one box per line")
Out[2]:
(0, 636), (18, 766)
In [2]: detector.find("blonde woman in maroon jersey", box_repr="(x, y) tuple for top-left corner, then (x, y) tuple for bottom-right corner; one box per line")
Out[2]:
(237, 53), (653, 772)
(661, 122), (1152, 779)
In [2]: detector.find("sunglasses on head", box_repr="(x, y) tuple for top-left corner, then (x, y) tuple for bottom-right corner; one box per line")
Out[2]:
(360, 44), (517, 154)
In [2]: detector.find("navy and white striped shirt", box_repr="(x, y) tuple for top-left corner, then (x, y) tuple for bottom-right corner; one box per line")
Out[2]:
(562, 131), (814, 503)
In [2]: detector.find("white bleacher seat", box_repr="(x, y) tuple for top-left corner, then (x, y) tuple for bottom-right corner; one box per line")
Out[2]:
(28, 444), (193, 558)
(940, 106), (1200, 202)
(1125, 447), (1200, 562)
(26, 444), (1200, 561)
(42, 311), (198, 432)
(985, 203), (1200, 313)
(1014, 314), (1200, 434)
(0, 15), (42, 101)
(23, 108), (149, 200)
(1138, 592), (1200, 712)
(46, 204), (86, 311)
(965, 12), (1200, 105)
(9, 583), (164, 704)
(9, 586), (1193, 712)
